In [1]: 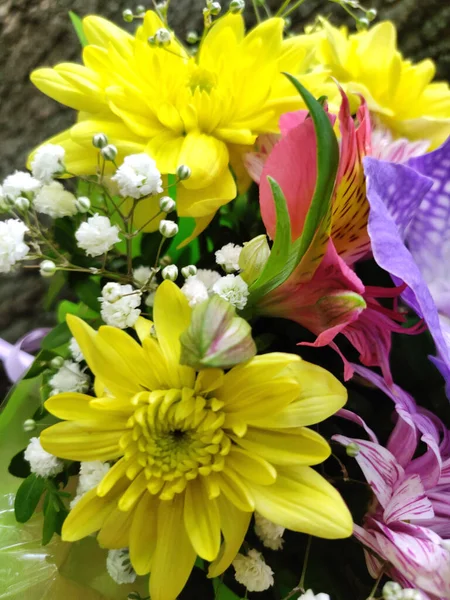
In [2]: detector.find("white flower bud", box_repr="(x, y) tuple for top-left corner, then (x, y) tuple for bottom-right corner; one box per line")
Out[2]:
(136, 5), (146, 15)
(382, 581), (402, 599)
(346, 442), (360, 457)
(101, 144), (118, 161)
(50, 356), (65, 369)
(162, 265), (178, 281)
(122, 8), (134, 22)
(102, 282), (123, 303)
(155, 27), (171, 46)
(358, 17), (370, 29)
(92, 133), (108, 149)
(159, 195), (176, 212)
(75, 196), (91, 213)
(181, 265), (197, 278)
(210, 1), (221, 15)
(14, 196), (30, 211)
(159, 219), (178, 238)
(40, 260), (57, 277)
(233, 549), (274, 592)
(366, 8), (377, 20)
(230, 0), (245, 12)
(186, 30), (199, 44)
(401, 591), (423, 600)
(176, 164), (191, 180)
(23, 419), (36, 432)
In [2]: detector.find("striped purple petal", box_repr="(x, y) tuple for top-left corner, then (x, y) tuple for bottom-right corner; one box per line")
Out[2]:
(384, 474), (434, 524)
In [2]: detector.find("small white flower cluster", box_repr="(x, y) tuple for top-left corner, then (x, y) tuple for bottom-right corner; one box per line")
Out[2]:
(49, 360), (90, 396)
(75, 214), (120, 257)
(215, 242), (242, 273)
(31, 143), (66, 183)
(106, 548), (136, 585)
(383, 582), (423, 600)
(232, 549), (274, 592)
(24, 437), (63, 478)
(0, 219), (29, 273)
(181, 268), (221, 307)
(70, 460), (110, 508)
(2, 170), (41, 201)
(254, 513), (285, 550)
(299, 591), (331, 600)
(212, 274), (249, 310)
(100, 282), (141, 329)
(133, 266), (159, 307)
(34, 181), (78, 218)
(112, 153), (163, 199)
(69, 337), (84, 362)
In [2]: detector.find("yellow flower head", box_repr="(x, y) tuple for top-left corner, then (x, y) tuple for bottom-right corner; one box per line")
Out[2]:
(29, 11), (321, 235)
(315, 20), (450, 148)
(41, 281), (351, 600)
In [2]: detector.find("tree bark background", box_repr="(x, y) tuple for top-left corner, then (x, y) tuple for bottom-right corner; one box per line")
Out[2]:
(0, 0), (449, 391)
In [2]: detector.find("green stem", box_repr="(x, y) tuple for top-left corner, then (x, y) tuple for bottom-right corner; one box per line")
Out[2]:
(367, 567), (385, 599)
(282, 0), (307, 18)
(299, 536), (312, 590)
(276, 0), (291, 16)
(153, 236), (166, 270)
(251, 0), (262, 22)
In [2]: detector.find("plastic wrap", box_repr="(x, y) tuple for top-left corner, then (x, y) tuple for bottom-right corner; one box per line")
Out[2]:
(0, 378), (148, 599)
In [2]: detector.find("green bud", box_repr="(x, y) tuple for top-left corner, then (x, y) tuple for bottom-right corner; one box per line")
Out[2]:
(176, 164), (191, 180)
(14, 196), (30, 211)
(229, 0), (245, 12)
(181, 265), (197, 278)
(101, 144), (117, 161)
(346, 442), (360, 457)
(161, 265), (178, 281)
(122, 9), (134, 22)
(238, 235), (270, 286)
(382, 581), (402, 599)
(23, 418), (36, 432)
(180, 295), (256, 369)
(50, 356), (64, 369)
(40, 260), (57, 277)
(209, 1), (221, 15)
(135, 5), (146, 15)
(357, 17), (370, 29)
(366, 8), (377, 21)
(186, 31), (199, 44)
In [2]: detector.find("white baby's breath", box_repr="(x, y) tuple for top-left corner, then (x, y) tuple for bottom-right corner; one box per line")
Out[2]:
(112, 153), (163, 199)
(75, 214), (120, 257)
(233, 549), (274, 592)
(212, 274), (249, 310)
(34, 181), (78, 218)
(69, 337), (84, 362)
(195, 268), (221, 292)
(2, 171), (41, 200)
(181, 276), (209, 307)
(0, 219), (29, 273)
(24, 437), (63, 478)
(215, 242), (242, 273)
(106, 548), (136, 585)
(254, 513), (285, 550)
(49, 360), (90, 396)
(31, 144), (65, 183)
(100, 283), (141, 329)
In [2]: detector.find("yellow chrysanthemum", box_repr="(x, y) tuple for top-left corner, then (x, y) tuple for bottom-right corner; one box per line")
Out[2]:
(29, 10), (323, 236)
(313, 20), (450, 148)
(41, 281), (351, 600)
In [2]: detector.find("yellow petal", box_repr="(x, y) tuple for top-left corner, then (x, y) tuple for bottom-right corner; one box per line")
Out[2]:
(44, 392), (132, 426)
(118, 469), (148, 511)
(153, 281), (195, 388)
(216, 467), (255, 512)
(226, 447), (277, 486)
(150, 494), (197, 600)
(177, 132), (229, 190)
(146, 132), (183, 173)
(83, 15), (134, 55)
(208, 494), (251, 578)
(249, 465), (353, 539)
(176, 168), (237, 218)
(41, 421), (123, 461)
(249, 360), (347, 428)
(97, 458), (128, 497)
(132, 192), (165, 233)
(62, 479), (128, 541)
(134, 316), (154, 342)
(184, 478), (221, 561)
(233, 427), (331, 466)
(97, 504), (134, 548)
(66, 314), (141, 398)
(70, 117), (147, 154)
(129, 492), (159, 575)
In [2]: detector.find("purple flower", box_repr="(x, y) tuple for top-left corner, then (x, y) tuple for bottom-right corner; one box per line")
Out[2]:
(334, 365), (450, 598)
(363, 137), (450, 390)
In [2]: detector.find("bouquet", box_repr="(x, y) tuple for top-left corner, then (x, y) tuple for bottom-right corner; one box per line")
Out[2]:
(1, 1), (450, 599)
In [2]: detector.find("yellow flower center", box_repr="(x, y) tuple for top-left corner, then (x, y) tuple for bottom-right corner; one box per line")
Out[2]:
(188, 66), (218, 94)
(121, 388), (231, 500)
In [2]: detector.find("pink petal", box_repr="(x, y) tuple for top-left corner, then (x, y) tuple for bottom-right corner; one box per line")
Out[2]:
(384, 474), (435, 524)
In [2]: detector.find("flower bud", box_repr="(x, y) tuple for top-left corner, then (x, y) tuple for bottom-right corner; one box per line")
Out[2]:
(101, 144), (118, 161)
(180, 294), (256, 369)
(122, 8), (134, 22)
(357, 17), (370, 29)
(135, 5), (146, 15)
(186, 30), (199, 44)
(159, 254), (172, 267)
(161, 265), (178, 281)
(159, 219), (178, 238)
(181, 265), (197, 278)
(238, 235), (270, 285)
(209, 1), (221, 15)
(102, 282), (123, 303)
(92, 133), (108, 149)
(40, 260), (57, 277)
(75, 196), (91, 213)
(176, 164), (191, 180)
(401, 591), (422, 600)
(155, 27), (171, 46)
(159, 195), (176, 213)
(14, 196), (30, 211)
(366, 8), (377, 20)
(229, 0), (245, 12)
(50, 356), (65, 369)
(346, 442), (360, 457)
(23, 418), (36, 432)
(147, 35), (156, 46)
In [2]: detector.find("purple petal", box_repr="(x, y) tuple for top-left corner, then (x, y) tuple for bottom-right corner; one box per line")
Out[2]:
(364, 157), (450, 380)
(333, 434), (403, 508)
(384, 474), (434, 524)
(336, 408), (379, 443)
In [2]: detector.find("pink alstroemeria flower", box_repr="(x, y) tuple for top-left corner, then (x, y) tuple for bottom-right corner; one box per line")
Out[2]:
(334, 365), (450, 599)
(250, 92), (423, 382)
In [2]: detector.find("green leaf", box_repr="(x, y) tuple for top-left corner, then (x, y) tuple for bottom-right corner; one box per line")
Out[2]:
(57, 300), (98, 323)
(8, 449), (31, 479)
(23, 349), (57, 379)
(43, 271), (66, 311)
(14, 474), (46, 523)
(75, 278), (101, 312)
(41, 322), (71, 350)
(212, 579), (241, 600)
(167, 217), (200, 265)
(283, 73), (339, 264)
(69, 11), (88, 48)
(42, 492), (68, 545)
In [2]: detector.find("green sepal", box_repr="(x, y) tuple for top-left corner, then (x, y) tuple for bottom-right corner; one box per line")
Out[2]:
(68, 11), (88, 48)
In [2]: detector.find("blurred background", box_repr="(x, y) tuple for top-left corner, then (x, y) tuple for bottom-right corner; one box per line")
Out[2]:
(1, 0), (449, 395)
